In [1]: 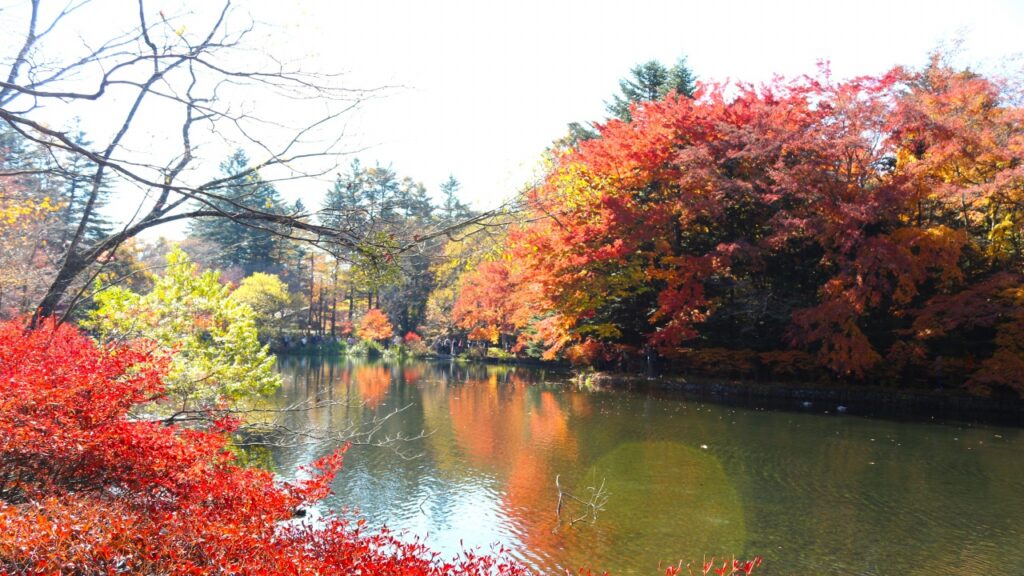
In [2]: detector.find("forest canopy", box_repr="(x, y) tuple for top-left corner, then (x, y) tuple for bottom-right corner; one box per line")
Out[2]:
(450, 55), (1024, 397)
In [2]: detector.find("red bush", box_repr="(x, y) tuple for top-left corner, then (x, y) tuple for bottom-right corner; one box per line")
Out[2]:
(565, 339), (606, 366)
(404, 331), (424, 344)
(337, 320), (354, 337)
(0, 319), (527, 575)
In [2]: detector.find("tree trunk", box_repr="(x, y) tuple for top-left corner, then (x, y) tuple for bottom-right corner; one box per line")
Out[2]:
(317, 294), (326, 336)
(306, 253), (315, 335)
(32, 253), (88, 325)
(329, 262), (338, 337)
(348, 281), (355, 322)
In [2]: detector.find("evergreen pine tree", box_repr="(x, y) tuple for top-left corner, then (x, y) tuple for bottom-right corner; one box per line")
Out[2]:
(607, 56), (697, 122)
(188, 149), (295, 278)
(439, 175), (471, 223)
(52, 130), (115, 247)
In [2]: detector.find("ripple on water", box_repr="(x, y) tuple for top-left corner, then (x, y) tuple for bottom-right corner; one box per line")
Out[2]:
(270, 359), (1024, 576)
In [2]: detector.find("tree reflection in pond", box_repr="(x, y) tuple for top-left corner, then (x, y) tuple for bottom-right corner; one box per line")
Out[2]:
(269, 357), (1024, 576)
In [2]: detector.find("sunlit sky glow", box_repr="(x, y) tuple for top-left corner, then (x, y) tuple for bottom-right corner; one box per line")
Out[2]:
(6, 0), (1024, 237)
(250, 0), (1024, 209)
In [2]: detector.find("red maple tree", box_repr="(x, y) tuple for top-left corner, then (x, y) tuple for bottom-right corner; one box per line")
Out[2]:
(452, 56), (1024, 395)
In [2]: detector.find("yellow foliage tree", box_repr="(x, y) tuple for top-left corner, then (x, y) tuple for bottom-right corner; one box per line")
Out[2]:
(231, 272), (293, 340)
(0, 188), (59, 318)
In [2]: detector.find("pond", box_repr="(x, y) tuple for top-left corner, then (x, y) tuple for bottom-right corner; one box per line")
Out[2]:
(267, 357), (1024, 575)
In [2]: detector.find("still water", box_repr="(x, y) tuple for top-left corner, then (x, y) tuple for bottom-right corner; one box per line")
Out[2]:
(268, 357), (1024, 575)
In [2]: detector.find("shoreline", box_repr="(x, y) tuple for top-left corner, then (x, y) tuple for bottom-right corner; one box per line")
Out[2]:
(579, 371), (1024, 427)
(270, 350), (1024, 426)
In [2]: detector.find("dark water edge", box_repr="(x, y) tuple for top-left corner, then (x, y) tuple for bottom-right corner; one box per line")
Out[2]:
(583, 372), (1024, 427)
(270, 348), (1024, 425)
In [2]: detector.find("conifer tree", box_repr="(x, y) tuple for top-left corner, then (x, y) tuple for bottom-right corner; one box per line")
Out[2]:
(607, 56), (697, 121)
(189, 149), (299, 281)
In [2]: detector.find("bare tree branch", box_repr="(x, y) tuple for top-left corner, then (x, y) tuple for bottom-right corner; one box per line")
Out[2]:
(0, 0), (516, 325)
(553, 473), (609, 532)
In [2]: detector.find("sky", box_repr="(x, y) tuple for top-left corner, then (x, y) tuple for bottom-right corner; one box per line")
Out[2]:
(5, 0), (1024, 238)
(256, 0), (1023, 210)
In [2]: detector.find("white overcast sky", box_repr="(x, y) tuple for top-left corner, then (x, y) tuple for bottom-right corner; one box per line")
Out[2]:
(6, 0), (1024, 238)
(257, 0), (1023, 209)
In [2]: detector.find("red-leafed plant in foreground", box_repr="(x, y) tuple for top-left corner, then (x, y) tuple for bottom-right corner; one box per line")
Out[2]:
(0, 319), (763, 575)
(0, 318), (527, 575)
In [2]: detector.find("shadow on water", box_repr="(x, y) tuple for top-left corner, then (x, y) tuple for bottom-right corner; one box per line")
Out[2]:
(267, 356), (1024, 576)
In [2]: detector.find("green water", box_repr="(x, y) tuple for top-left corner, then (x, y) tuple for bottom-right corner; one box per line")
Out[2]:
(267, 357), (1024, 575)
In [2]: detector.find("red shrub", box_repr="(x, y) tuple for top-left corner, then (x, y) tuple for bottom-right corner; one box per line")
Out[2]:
(0, 319), (527, 575)
(337, 320), (354, 337)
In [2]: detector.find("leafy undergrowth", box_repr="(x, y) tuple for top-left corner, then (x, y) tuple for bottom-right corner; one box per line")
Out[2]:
(0, 318), (764, 575)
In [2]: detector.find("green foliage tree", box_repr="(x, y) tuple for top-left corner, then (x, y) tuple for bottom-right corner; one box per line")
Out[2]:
(555, 122), (601, 148)
(322, 160), (450, 330)
(189, 149), (303, 283)
(398, 179), (433, 220)
(231, 272), (294, 341)
(554, 56), (697, 150)
(606, 56), (697, 121)
(85, 247), (280, 414)
(48, 128), (115, 247)
(439, 175), (472, 223)
(352, 231), (402, 306)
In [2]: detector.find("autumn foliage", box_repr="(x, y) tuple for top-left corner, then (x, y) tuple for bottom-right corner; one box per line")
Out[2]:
(0, 319), (527, 575)
(358, 307), (395, 342)
(453, 56), (1024, 396)
(452, 260), (517, 345)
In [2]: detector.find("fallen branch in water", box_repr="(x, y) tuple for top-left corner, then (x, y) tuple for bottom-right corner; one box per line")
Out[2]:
(553, 474), (608, 531)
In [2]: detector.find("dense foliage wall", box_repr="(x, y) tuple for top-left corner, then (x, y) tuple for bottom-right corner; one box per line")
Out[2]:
(453, 58), (1024, 396)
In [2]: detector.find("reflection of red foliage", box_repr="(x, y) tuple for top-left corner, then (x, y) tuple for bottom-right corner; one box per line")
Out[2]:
(354, 365), (392, 408)
(0, 319), (527, 575)
(445, 375), (577, 555)
(403, 365), (426, 384)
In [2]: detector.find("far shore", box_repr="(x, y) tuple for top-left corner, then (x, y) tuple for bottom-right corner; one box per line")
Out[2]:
(578, 371), (1024, 427)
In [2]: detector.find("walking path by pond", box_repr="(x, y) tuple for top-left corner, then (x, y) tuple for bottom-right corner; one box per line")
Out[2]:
(267, 357), (1024, 575)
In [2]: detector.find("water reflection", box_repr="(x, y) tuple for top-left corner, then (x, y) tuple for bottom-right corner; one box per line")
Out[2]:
(269, 357), (1024, 576)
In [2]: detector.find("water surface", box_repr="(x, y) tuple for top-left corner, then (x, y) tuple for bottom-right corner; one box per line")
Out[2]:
(267, 357), (1024, 575)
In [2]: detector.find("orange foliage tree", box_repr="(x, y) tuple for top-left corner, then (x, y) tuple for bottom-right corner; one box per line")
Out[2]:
(452, 259), (518, 345)
(358, 308), (394, 342)
(453, 55), (1024, 396)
